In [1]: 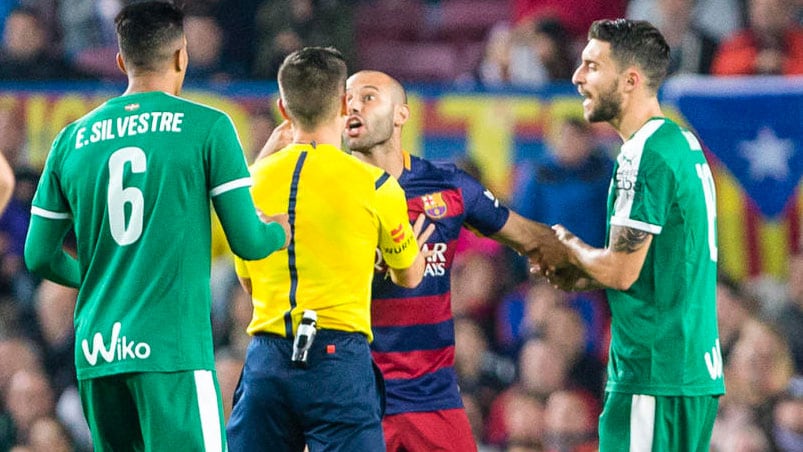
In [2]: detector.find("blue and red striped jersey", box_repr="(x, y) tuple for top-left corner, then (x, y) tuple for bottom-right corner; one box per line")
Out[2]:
(371, 152), (510, 414)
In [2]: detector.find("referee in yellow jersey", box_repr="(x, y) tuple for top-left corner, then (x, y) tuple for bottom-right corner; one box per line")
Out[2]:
(226, 47), (433, 452)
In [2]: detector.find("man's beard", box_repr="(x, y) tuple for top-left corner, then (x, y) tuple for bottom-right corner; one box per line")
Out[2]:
(587, 80), (622, 123)
(347, 120), (394, 153)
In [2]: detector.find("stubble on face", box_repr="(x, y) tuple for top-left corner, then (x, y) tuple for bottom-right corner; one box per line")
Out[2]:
(587, 77), (623, 124)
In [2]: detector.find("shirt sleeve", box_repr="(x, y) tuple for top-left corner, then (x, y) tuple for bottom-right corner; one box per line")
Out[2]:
(31, 130), (71, 218)
(374, 173), (419, 270)
(457, 169), (510, 236)
(610, 148), (674, 235)
(206, 114), (252, 197)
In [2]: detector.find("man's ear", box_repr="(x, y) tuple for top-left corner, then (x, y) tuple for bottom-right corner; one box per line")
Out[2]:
(395, 104), (410, 127)
(340, 93), (347, 116)
(623, 68), (640, 93)
(174, 47), (187, 73)
(278, 98), (290, 121)
(116, 53), (127, 75)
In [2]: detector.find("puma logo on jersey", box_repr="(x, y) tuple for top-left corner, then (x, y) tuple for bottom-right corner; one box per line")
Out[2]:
(81, 322), (152, 366)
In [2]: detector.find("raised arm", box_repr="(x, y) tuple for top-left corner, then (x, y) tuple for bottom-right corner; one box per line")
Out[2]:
(490, 210), (571, 269)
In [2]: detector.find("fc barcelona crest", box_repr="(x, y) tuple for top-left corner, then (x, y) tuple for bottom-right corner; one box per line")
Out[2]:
(422, 192), (447, 219)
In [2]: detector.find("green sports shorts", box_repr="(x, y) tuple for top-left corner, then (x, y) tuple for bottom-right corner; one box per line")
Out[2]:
(598, 392), (719, 452)
(79, 370), (226, 451)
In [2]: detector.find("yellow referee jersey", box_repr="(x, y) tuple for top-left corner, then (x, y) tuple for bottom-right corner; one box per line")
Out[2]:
(235, 143), (419, 341)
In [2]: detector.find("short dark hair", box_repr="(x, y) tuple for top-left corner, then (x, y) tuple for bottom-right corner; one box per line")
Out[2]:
(588, 19), (669, 92)
(278, 47), (347, 130)
(115, 1), (185, 72)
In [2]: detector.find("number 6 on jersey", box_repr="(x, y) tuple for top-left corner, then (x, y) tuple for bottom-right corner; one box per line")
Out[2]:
(108, 147), (147, 246)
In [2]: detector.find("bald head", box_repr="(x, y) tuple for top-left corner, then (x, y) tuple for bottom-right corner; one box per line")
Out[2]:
(344, 70), (410, 154)
(347, 70), (406, 104)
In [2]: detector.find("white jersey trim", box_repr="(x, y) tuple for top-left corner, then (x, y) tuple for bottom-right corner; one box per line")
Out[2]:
(630, 394), (656, 452)
(31, 206), (72, 220)
(210, 177), (251, 197)
(194, 370), (223, 452)
(610, 216), (662, 234)
(613, 119), (664, 226)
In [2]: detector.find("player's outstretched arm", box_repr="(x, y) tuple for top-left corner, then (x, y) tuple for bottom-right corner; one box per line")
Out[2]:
(0, 153), (14, 215)
(387, 214), (435, 288)
(212, 186), (289, 260)
(552, 224), (652, 291)
(491, 211), (571, 270)
(24, 216), (81, 288)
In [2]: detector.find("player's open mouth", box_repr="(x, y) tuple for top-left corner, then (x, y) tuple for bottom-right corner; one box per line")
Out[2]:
(346, 117), (364, 137)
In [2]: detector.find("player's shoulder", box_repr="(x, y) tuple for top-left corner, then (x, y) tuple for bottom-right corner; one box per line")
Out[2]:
(160, 92), (231, 120)
(409, 154), (471, 184)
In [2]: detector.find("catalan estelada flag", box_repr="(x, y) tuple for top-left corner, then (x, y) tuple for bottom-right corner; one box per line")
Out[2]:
(663, 77), (803, 281)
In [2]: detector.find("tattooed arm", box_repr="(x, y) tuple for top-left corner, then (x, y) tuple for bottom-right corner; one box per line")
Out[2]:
(548, 224), (653, 291)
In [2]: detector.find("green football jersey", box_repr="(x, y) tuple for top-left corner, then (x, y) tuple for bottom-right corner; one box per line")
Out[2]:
(32, 91), (251, 380)
(605, 117), (725, 396)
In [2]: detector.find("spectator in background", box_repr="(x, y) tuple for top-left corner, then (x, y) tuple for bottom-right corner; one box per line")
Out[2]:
(541, 306), (605, 401)
(0, 167), (38, 305)
(0, 7), (84, 80)
(716, 273), (760, 362)
(713, 320), (795, 451)
(0, 369), (56, 447)
(512, 0), (627, 41)
(530, 17), (575, 82)
(32, 281), (76, 397)
(184, 14), (236, 82)
(56, 0), (120, 80)
(0, 153), (13, 218)
(0, 100), (26, 166)
(712, 0), (803, 75)
(454, 317), (516, 414)
(24, 416), (76, 452)
(251, 0), (354, 79)
(474, 17), (574, 89)
(627, 0), (742, 43)
(773, 250), (803, 373)
(655, 0), (719, 75)
(771, 380), (803, 452)
(512, 116), (611, 249)
(543, 389), (599, 451)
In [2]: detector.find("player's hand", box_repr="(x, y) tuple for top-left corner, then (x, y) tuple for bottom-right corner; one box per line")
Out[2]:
(260, 211), (291, 250)
(412, 214), (436, 260)
(527, 227), (571, 273)
(543, 265), (585, 291)
(255, 120), (293, 161)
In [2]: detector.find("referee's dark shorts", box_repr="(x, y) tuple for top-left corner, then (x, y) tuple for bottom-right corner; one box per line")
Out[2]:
(226, 329), (386, 451)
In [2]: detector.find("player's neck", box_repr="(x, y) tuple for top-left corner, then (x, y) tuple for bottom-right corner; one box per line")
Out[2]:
(356, 141), (404, 179)
(123, 75), (181, 97)
(615, 96), (663, 141)
(292, 120), (343, 148)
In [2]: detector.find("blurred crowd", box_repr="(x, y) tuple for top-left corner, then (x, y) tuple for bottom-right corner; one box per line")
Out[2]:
(0, 0), (801, 451)
(0, 0), (801, 85)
